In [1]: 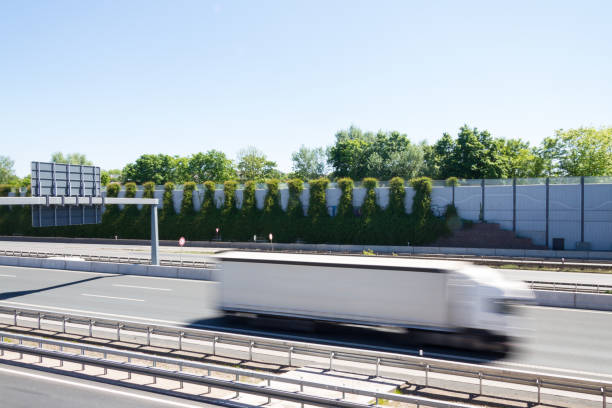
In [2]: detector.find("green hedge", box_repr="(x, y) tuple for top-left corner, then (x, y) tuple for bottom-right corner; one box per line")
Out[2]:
(0, 177), (449, 245)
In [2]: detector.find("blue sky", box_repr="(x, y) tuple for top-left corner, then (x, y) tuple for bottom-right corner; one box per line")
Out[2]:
(1, 1), (611, 177)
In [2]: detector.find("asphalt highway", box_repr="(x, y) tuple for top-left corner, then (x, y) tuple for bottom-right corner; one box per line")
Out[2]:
(1, 265), (612, 380)
(2, 240), (612, 284)
(0, 362), (222, 408)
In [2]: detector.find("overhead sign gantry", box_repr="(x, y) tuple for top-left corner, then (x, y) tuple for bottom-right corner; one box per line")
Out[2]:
(0, 161), (161, 265)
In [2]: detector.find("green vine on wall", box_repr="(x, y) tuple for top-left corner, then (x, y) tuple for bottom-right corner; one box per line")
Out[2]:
(0, 176), (450, 246)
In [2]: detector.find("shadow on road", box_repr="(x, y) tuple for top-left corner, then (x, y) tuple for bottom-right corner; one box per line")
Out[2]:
(0, 275), (114, 301)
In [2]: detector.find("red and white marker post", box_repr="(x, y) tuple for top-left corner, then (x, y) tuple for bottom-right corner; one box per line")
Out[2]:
(178, 236), (186, 265)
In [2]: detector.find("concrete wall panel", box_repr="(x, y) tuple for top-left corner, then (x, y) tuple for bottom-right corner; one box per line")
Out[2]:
(431, 187), (452, 216)
(454, 186), (481, 221)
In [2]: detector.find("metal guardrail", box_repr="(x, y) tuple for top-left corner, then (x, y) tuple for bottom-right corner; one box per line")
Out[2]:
(0, 249), (210, 268)
(528, 280), (612, 294)
(0, 305), (609, 407)
(0, 330), (473, 408)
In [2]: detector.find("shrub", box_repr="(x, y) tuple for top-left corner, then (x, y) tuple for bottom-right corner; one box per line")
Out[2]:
(410, 177), (432, 219)
(307, 178), (329, 220)
(286, 179), (304, 217)
(195, 181), (219, 241)
(306, 178), (330, 242)
(181, 182), (196, 215)
(445, 177), (459, 187)
(263, 179), (281, 213)
(223, 180), (237, 213)
(336, 178), (353, 218)
(361, 177), (379, 219)
(389, 177), (405, 215)
(106, 182), (121, 198)
(124, 182), (137, 198)
(162, 182), (176, 216)
(142, 182), (155, 198)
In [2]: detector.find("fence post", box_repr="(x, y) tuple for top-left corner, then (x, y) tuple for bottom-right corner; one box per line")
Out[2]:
(581, 175), (585, 243)
(545, 177), (550, 248)
(512, 178), (516, 232)
(480, 178), (485, 221)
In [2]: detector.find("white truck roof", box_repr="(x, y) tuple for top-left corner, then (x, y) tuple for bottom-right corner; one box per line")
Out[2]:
(213, 251), (469, 273)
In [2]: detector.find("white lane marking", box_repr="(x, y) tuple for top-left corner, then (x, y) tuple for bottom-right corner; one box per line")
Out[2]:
(0, 274), (16, 277)
(0, 300), (191, 325)
(0, 366), (206, 407)
(81, 294), (144, 302)
(113, 284), (171, 291)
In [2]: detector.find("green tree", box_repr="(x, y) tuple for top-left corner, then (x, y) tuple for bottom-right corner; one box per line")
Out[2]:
(543, 127), (612, 176)
(0, 156), (18, 185)
(291, 146), (327, 180)
(51, 152), (93, 165)
(327, 126), (374, 179)
(328, 127), (424, 180)
(366, 135), (424, 179)
(122, 154), (179, 184)
(500, 139), (541, 178)
(186, 150), (236, 183)
(236, 146), (278, 181)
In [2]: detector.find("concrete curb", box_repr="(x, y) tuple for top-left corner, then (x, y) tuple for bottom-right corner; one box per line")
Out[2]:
(533, 290), (612, 311)
(0, 256), (211, 281)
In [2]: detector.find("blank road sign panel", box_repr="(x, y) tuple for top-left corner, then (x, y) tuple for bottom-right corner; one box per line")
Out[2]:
(31, 161), (101, 197)
(31, 161), (102, 227)
(32, 205), (101, 227)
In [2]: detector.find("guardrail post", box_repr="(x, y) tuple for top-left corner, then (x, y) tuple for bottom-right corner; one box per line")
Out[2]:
(249, 341), (254, 360)
(38, 313), (42, 330)
(179, 363), (183, 389)
(267, 379), (271, 404)
(536, 378), (541, 404)
(62, 317), (66, 333)
(207, 369), (211, 393)
(288, 346), (293, 367)
(329, 351), (334, 371)
(0, 336), (3, 356)
(147, 327), (152, 346)
(14, 310), (18, 326)
(81, 348), (85, 371)
(376, 357), (381, 377)
(213, 336), (218, 355)
(602, 387), (606, 408)
(425, 364), (430, 387)
(18, 338), (23, 359)
(127, 356), (131, 379)
(478, 372), (482, 395)
(89, 320), (94, 338)
(152, 360), (157, 384)
(179, 332), (184, 350)
(300, 381), (304, 407)
(234, 373), (239, 398)
(117, 324), (121, 341)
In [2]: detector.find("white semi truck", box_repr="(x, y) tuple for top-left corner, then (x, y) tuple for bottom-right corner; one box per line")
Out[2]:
(213, 251), (532, 351)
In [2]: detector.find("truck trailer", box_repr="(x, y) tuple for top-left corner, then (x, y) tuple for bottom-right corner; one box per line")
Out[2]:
(213, 251), (532, 351)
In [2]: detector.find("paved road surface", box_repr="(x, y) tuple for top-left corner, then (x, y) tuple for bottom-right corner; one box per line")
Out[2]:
(0, 362), (221, 408)
(2, 240), (612, 284)
(1, 265), (612, 380)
